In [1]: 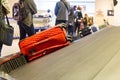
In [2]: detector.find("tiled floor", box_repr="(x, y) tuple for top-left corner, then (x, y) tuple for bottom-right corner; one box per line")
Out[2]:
(1, 39), (20, 57)
(0, 18), (53, 57)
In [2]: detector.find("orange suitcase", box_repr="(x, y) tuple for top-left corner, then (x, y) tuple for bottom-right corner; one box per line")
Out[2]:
(19, 25), (70, 61)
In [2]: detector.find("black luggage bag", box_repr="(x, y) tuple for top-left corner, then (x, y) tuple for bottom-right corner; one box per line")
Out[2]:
(80, 27), (91, 37)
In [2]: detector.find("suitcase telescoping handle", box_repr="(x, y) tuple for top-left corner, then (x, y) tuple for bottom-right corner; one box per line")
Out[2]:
(34, 38), (50, 46)
(29, 38), (50, 54)
(28, 39), (70, 61)
(29, 37), (70, 55)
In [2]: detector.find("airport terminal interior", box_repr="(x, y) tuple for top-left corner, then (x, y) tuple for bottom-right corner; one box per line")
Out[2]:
(1, 0), (120, 80)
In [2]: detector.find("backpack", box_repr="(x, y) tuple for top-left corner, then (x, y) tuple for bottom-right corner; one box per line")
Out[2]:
(74, 11), (83, 21)
(12, 2), (27, 21)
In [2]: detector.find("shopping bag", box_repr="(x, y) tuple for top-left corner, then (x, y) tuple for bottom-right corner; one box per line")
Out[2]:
(0, 24), (14, 46)
(0, 16), (14, 46)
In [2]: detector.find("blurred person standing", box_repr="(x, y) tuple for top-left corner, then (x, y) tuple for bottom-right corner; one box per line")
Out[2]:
(0, 0), (10, 56)
(17, 0), (37, 40)
(83, 13), (89, 27)
(74, 6), (83, 35)
(67, 6), (74, 36)
(54, 0), (70, 25)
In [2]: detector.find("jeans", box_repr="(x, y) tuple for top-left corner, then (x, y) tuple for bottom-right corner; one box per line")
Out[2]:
(18, 22), (35, 40)
(0, 43), (3, 56)
(55, 20), (67, 25)
(67, 24), (74, 36)
(74, 21), (80, 35)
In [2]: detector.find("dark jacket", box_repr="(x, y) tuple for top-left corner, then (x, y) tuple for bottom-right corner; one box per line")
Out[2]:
(68, 7), (74, 24)
(22, 0), (37, 26)
(0, 0), (10, 25)
(74, 10), (83, 21)
(54, 0), (70, 21)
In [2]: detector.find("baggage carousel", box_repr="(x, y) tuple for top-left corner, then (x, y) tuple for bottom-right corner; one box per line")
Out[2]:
(9, 26), (120, 80)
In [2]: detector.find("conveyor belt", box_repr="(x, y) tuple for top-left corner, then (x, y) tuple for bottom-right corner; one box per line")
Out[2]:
(9, 26), (120, 80)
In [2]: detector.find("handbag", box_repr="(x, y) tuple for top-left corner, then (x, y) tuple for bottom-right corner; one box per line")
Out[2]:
(0, 15), (14, 46)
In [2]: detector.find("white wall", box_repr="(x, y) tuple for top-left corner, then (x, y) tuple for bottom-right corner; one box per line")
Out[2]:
(34, 0), (95, 15)
(95, 0), (114, 26)
(34, 0), (95, 26)
(114, 0), (120, 26)
(95, 0), (120, 26)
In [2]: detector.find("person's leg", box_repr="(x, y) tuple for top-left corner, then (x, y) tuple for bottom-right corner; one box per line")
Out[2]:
(55, 20), (60, 25)
(0, 43), (3, 56)
(27, 23), (35, 37)
(77, 23), (80, 35)
(74, 22), (78, 36)
(55, 20), (67, 25)
(24, 23), (35, 37)
(18, 22), (26, 40)
(71, 24), (74, 36)
(67, 24), (70, 35)
(67, 24), (73, 36)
